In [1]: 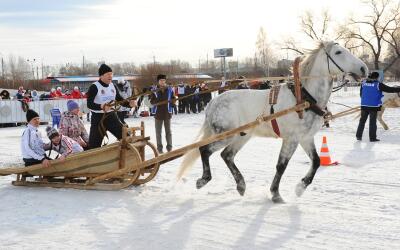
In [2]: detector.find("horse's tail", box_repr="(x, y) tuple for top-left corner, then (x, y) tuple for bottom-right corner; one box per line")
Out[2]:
(177, 122), (211, 180)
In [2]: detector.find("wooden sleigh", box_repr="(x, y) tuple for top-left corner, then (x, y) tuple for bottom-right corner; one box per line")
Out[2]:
(0, 103), (310, 191)
(0, 122), (160, 190)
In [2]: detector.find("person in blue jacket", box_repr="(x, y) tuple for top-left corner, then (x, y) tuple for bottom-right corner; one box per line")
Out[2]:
(356, 71), (400, 142)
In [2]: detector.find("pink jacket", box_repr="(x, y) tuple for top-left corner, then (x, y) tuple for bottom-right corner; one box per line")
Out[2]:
(59, 111), (89, 145)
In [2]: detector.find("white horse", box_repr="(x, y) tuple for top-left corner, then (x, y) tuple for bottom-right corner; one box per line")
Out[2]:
(178, 41), (368, 203)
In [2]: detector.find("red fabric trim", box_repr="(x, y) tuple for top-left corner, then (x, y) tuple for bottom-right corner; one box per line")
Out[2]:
(271, 119), (280, 137)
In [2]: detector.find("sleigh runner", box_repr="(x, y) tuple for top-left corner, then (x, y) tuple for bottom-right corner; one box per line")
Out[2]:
(0, 103), (309, 190)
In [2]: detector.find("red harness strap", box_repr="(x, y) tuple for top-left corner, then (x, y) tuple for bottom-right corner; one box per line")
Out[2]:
(293, 57), (304, 119)
(269, 85), (281, 137)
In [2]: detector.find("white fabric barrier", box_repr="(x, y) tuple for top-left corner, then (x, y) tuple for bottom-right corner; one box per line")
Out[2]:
(0, 99), (88, 123)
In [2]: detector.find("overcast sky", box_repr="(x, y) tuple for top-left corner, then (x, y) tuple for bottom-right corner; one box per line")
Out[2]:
(0, 0), (365, 66)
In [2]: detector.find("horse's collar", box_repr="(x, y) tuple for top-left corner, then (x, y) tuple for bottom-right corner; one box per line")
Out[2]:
(287, 83), (326, 117)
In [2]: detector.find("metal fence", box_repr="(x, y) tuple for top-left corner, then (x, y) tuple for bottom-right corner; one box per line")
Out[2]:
(0, 99), (89, 123)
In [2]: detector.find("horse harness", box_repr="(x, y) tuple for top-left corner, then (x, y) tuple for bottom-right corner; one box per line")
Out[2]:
(269, 84), (281, 137)
(266, 50), (343, 136)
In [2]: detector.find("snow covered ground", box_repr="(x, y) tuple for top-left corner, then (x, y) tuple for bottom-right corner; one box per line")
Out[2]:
(1, 92), (400, 250)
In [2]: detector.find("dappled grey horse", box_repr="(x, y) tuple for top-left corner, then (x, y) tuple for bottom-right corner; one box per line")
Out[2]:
(178, 41), (367, 203)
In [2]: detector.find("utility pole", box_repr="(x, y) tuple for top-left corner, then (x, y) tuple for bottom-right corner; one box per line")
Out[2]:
(236, 57), (239, 78)
(1, 57), (4, 79)
(27, 58), (36, 80)
(82, 55), (85, 75)
(206, 53), (209, 71)
(41, 61), (44, 79)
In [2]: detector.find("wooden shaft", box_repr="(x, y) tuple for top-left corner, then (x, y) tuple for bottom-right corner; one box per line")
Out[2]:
(326, 106), (361, 121)
(293, 57), (304, 119)
(88, 102), (310, 184)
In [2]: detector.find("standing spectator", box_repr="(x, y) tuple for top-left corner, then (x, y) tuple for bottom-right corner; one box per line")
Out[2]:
(50, 88), (58, 99)
(115, 78), (132, 124)
(31, 90), (40, 101)
(55, 87), (64, 98)
(64, 89), (72, 99)
(189, 84), (197, 113)
(20, 109), (51, 167)
(184, 84), (192, 114)
(59, 100), (89, 149)
(171, 84), (178, 115)
(356, 72), (400, 142)
(23, 89), (32, 103)
(150, 74), (176, 153)
(192, 83), (202, 113)
(71, 86), (83, 99)
(201, 83), (212, 107)
(86, 64), (136, 149)
(218, 76), (229, 94)
(0, 90), (11, 100)
(177, 83), (186, 113)
(16, 86), (24, 100)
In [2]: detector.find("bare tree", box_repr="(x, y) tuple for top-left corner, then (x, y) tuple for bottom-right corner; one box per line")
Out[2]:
(256, 27), (276, 76)
(339, 0), (400, 71)
(281, 9), (338, 55)
(301, 10), (332, 41)
(281, 37), (304, 55)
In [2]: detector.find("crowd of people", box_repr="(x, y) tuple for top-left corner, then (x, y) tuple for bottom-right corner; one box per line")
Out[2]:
(0, 85), (86, 103)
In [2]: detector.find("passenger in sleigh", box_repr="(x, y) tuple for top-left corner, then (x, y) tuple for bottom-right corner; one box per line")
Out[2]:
(44, 126), (83, 160)
(59, 100), (89, 150)
(21, 109), (51, 167)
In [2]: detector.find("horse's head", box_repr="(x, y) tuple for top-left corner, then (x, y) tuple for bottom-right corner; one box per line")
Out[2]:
(322, 41), (368, 80)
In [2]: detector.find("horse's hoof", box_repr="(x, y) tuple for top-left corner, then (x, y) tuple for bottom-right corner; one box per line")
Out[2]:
(196, 178), (210, 189)
(237, 181), (246, 196)
(271, 195), (285, 204)
(295, 181), (307, 197)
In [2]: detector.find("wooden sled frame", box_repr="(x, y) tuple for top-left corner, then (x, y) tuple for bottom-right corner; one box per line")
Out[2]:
(6, 121), (160, 190)
(0, 102), (310, 191)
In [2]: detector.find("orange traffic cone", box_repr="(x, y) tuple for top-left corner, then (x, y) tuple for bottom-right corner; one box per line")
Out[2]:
(319, 136), (338, 166)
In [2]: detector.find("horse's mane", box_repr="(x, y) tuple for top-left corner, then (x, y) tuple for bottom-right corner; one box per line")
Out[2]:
(300, 41), (336, 77)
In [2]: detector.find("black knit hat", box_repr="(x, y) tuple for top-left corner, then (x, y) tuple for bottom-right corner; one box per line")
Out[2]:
(98, 64), (112, 76)
(157, 74), (167, 81)
(26, 109), (39, 122)
(370, 71), (380, 79)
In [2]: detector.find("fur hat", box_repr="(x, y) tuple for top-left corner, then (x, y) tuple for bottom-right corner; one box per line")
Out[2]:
(98, 64), (112, 76)
(26, 109), (39, 122)
(67, 100), (79, 111)
(156, 74), (167, 81)
(46, 126), (59, 140)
